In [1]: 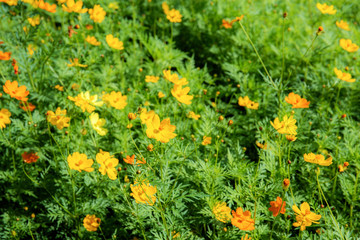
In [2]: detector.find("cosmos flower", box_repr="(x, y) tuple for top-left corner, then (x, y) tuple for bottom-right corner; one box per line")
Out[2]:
(293, 202), (321, 231)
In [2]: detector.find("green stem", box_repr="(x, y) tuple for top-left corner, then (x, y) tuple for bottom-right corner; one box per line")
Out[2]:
(350, 170), (359, 228)
(238, 21), (276, 89)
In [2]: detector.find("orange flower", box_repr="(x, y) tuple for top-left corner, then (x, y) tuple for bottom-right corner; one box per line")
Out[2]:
(123, 155), (146, 165)
(241, 234), (251, 240)
(146, 114), (177, 143)
(0, 0), (17, 6)
(3, 80), (30, 101)
(283, 179), (290, 190)
(0, 51), (11, 60)
(303, 153), (333, 166)
(334, 67), (355, 83)
(83, 215), (100, 232)
(171, 84), (193, 105)
(221, 15), (244, 29)
(268, 197), (286, 217)
(38, 0), (56, 13)
(285, 92), (310, 108)
(22, 152), (39, 163)
(256, 141), (267, 150)
(231, 207), (255, 231)
(238, 96), (259, 110)
(316, 3), (336, 15)
(286, 135), (297, 142)
(145, 75), (159, 83)
(339, 39), (359, 53)
(336, 20), (350, 31)
(20, 102), (36, 112)
(67, 58), (87, 67)
(46, 107), (71, 130)
(201, 135), (211, 145)
(166, 9), (182, 23)
(88, 4), (106, 23)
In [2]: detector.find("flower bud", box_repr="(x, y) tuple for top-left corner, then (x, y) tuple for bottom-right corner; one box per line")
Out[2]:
(283, 179), (290, 190)
(218, 115), (224, 121)
(147, 144), (154, 152)
(128, 113), (137, 120)
(228, 120), (233, 126)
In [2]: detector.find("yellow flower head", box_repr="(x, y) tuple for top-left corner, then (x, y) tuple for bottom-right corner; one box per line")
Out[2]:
(0, 108), (11, 129)
(238, 96), (259, 110)
(171, 84), (193, 105)
(102, 91), (127, 110)
(83, 215), (100, 232)
(37, 0), (57, 13)
(163, 70), (188, 85)
(285, 92), (310, 108)
(62, 0), (87, 13)
(339, 39), (359, 53)
(162, 2), (169, 14)
(27, 44), (36, 56)
(108, 2), (118, 10)
(145, 75), (159, 83)
(271, 115), (297, 135)
(130, 180), (157, 206)
(166, 9), (182, 23)
(316, 3), (336, 15)
(106, 34), (124, 50)
(256, 141), (267, 150)
(67, 58), (87, 67)
(303, 153), (332, 166)
(67, 152), (94, 172)
(46, 107), (70, 130)
(158, 91), (165, 98)
(89, 112), (108, 136)
(27, 15), (40, 26)
(88, 4), (106, 23)
(54, 85), (64, 91)
(334, 67), (355, 82)
(85, 36), (101, 46)
(202, 135), (211, 145)
(292, 202), (321, 231)
(145, 113), (177, 143)
(187, 111), (200, 120)
(68, 91), (103, 113)
(96, 150), (118, 180)
(212, 202), (232, 223)
(1, 0), (18, 5)
(286, 135), (297, 142)
(336, 20), (350, 31)
(140, 108), (156, 125)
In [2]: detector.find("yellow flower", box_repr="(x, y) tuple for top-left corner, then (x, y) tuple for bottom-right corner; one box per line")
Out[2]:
(171, 84), (193, 105)
(339, 39), (359, 53)
(96, 150), (118, 180)
(0, 109), (11, 129)
(334, 67), (355, 83)
(88, 4), (106, 23)
(85, 36), (101, 46)
(102, 91), (127, 110)
(1, 0), (18, 5)
(163, 70), (188, 85)
(37, 0), (57, 13)
(166, 9), (182, 23)
(187, 111), (200, 120)
(130, 180), (157, 206)
(27, 15), (40, 26)
(146, 114), (177, 143)
(158, 91), (165, 98)
(46, 107), (70, 130)
(106, 34), (124, 50)
(336, 20), (350, 31)
(140, 108), (156, 125)
(238, 96), (259, 110)
(212, 202), (232, 223)
(108, 2), (118, 9)
(89, 112), (108, 136)
(68, 91), (103, 113)
(83, 215), (100, 232)
(202, 136), (211, 145)
(271, 115), (297, 135)
(67, 152), (94, 172)
(303, 153), (332, 166)
(54, 85), (64, 91)
(62, 0), (87, 13)
(27, 44), (36, 56)
(162, 2), (169, 14)
(285, 92), (310, 108)
(67, 58), (87, 67)
(145, 75), (159, 83)
(292, 202), (321, 231)
(316, 3), (336, 15)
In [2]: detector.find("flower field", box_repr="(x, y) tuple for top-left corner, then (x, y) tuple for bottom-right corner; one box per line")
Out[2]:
(1, 0), (360, 239)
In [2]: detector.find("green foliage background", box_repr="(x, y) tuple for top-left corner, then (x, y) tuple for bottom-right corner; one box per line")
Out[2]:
(0, 0), (359, 239)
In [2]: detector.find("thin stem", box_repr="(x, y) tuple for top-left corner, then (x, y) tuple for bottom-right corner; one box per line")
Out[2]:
(238, 21), (276, 89)
(350, 170), (359, 228)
